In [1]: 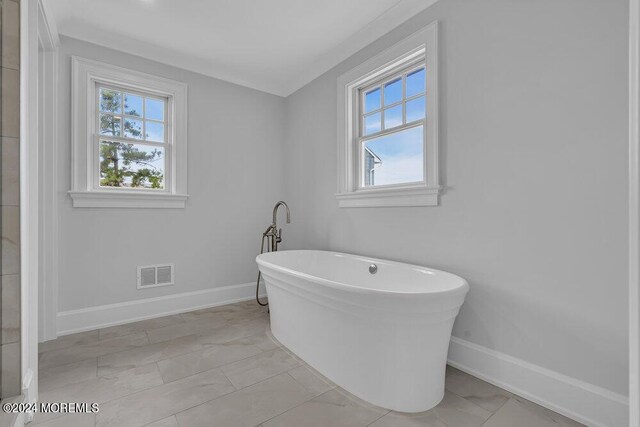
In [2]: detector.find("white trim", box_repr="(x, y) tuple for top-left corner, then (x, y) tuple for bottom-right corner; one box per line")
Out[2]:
(448, 337), (629, 427)
(20, 369), (34, 424)
(21, 0), (40, 409)
(55, 282), (265, 336)
(68, 190), (188, 209)
(70, 56), (188, 208)
(336, 22), (440, 208)
(38, 0), (59, 342)
(630, 0), (640, 424)
(36, 0), (59, 50)
(336, 185), (440, 208)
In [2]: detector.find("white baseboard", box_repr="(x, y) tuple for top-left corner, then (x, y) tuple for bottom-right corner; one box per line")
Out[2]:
(447, 337), (629, 427)
(56, 282), (266, 337)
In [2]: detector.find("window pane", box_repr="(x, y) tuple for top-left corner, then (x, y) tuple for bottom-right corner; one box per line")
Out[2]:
(406, 96), (426, 122)
(124, 93), (143, 117)
(383, 105), (402, 129)
(100, 140), (165, 189)
(124, 118), (143, 139)
(364, 112), (381, 135)
(99, 114), (121, 136)
(145, 98), (165, 121)
(145, 121), (164, 142)
(406, 68), (426, 97)
(99, 88), (121, 114)
(364, 88), (380, 113)
(384, 78), (402, 106)
(363, 125), (423, 187)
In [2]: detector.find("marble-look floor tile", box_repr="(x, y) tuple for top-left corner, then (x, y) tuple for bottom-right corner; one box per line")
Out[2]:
(39, 358), (97, 393)
(31, 413), (95, 427)
(40, 363), (163, 404)
(99, 315), (185, 340)
(221, 347), (301, 389)
(369, 391), (491, 427)
(35, 363), (163, 425)
(482, 397), (584, 427)
(242, 330), (282, 351)
(176, 372), (314, 427)
(157, 336), (262, 383)
(179, 301), (266, 323)
(445, 366), (511, 412)
(1, 274), (20, 344)
(96, 368), (235, 427)
(145, 316), (230, 344)
(39, 332), (150, 370)
(287, 365), (335, 395)
(144, 415), (179, 426)
(97, 334), (202, 377)
(197, 318), (269, 346)
(39, 330), (100, 354)
(263, 388), (388, 427)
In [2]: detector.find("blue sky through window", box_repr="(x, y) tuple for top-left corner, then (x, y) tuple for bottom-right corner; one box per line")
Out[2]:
(364, 125), (423, 186)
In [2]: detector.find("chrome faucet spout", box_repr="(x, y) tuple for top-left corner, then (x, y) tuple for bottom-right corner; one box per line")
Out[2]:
(272, 201), (291, 226)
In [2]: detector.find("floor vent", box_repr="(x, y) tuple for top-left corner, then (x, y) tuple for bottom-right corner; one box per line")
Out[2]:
(137, 264), (174, 289)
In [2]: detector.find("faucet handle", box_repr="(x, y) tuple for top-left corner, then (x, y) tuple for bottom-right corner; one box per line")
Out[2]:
(276, 228), (283, 243)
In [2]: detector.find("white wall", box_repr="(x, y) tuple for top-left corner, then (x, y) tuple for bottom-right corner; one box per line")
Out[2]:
(283, 0), (629, 397)
(55, 36), (286, 311)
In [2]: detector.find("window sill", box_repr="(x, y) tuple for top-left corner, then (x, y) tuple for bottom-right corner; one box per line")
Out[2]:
(335, 185), (440, 208)
(69, 191), (188, 209)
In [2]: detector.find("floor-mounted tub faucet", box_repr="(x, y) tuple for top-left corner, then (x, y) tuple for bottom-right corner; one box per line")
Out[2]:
(256, 201), (291, 306)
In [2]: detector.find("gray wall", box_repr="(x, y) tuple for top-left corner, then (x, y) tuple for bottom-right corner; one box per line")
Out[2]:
(283, 0), (629, 395)
(56, 37), (286, 311)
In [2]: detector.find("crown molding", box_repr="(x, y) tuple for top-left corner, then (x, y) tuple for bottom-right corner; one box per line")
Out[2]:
(43, 0), (440, 97)
(37, 0), (59, 51)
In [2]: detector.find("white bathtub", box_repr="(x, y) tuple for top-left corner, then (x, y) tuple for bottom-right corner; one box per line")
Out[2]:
(256, 250), (469, 413)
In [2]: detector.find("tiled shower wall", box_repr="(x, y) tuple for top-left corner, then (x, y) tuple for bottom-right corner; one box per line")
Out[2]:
(1, 0), (20, 399)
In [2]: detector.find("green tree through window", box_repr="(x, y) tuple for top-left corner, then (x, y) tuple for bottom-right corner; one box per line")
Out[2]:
(99, 88), (165, 189)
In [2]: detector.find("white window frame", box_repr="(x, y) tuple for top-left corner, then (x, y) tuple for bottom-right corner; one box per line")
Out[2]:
(69, 57), (188, 208)
(336, 22), (440, 207)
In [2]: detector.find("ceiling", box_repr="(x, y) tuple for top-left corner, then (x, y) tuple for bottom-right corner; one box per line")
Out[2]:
(42, 0), (438, 97)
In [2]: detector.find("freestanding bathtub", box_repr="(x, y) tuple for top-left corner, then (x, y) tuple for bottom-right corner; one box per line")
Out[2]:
(256, 250), (469, 413)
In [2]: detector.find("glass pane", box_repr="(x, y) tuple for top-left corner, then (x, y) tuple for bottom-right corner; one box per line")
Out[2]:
(406, 96), (426, 122)
(124, 118), (143, 139)
(145, 98), (165, 121)
(384, 78), (402, 106)
(363, 125), (423, 187)
(124, 93), (143, 117)
(99, 114), (121, 136)
(364, 88), (380, 113)
(145, 121), (164, 142)
(383, 105), (402, 129)
(99, 88), (121, 113)
(100, 140), (165, 189)
(406, 68), (426, 97)
(363, 112), (381, 135)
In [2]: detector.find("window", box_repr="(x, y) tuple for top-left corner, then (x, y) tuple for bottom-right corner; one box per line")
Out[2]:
(336, 22), (439, 207)
(97, 86), (169, 190)
(70, 57), (188, 208)
(359, 65), (426, 188)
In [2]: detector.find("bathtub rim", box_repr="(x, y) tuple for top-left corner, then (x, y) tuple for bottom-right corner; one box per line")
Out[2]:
(256, 249), (469, 298)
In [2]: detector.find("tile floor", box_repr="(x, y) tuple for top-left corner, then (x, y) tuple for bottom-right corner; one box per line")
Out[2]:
(34, 300), (584, 427)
